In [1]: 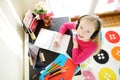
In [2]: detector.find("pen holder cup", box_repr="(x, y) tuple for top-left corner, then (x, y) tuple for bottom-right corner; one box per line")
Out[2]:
(43, 15), (52, 28)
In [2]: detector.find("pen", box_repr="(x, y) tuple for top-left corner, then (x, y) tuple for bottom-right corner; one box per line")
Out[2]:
(46, 68), (61, 76)
(49, 68), (61, 75)
(46, 61), (61, 74)
(51, 67), (68, 76)
(48, 71), (62, 79)
(48, 67), (68, 79)
(32, 72), (40, 79)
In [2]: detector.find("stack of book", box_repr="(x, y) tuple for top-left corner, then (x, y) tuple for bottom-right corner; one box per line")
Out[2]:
(23, 9), (38, 41)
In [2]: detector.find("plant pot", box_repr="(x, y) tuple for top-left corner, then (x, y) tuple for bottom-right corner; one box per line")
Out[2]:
(43, 15), (51, 28)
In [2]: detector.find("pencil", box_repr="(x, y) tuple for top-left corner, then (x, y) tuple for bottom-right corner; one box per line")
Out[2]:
(47, 68), (61, 75)
(48, 67), (68, 79)
(51, 67), (68, 76)
(46, 61), (61, 74)
(32, 72), (39, 79)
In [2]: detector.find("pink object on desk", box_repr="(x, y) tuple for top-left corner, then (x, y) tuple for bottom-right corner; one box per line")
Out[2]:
(23, 9), (33, 28)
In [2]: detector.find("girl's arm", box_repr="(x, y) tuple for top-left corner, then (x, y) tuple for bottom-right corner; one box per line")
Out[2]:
(54, 22), (76, 48)
(58, 22), (75, 34)
(72, 45), (97, 64)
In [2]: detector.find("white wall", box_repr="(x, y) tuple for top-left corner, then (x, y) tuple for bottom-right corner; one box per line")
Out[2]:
(0, 0), (24, 80)
(0, 0), (43, 80)
(23, 0), (39, 14)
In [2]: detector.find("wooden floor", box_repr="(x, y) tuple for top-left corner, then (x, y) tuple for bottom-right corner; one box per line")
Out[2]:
(71, 11), (120, 28)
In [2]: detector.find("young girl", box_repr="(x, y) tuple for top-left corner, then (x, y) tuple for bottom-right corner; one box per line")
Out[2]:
(53, 15), (101, 64)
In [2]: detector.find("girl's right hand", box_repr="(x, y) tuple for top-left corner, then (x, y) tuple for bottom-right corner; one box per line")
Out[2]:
(53, 38), (61, 48)
(53, 33), (63, 48)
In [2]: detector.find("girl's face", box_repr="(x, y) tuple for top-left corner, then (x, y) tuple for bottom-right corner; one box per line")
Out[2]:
(76, 19), (96, 41)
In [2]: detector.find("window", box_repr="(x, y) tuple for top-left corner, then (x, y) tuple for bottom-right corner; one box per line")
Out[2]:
(46, 0), (93, 17)
(46, 0), (120, 17)
(95, 0), (120, 13)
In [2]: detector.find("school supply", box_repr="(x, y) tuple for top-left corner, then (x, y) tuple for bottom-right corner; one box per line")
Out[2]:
(39, 54), (80, 80)
(34, 28), (71, 54)
(39, 51), (46, 62)
(47, 68), (61, 76)
(50, 67), (68, 76)
(27, 28), (36, 40)
(48, 67), (68, 79)
(28, 43), (45, 69)
(23, 9), (33, 28)
(23, 9), (37, 40)
(46, 61), (61, 74)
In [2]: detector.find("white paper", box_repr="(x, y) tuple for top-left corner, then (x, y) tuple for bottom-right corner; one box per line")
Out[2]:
(49, 32), (70, 54)
(34, 28), (55, 49)
(34, 28), (71, 54)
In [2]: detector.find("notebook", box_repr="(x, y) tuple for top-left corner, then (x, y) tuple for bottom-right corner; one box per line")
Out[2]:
(34, 28), (71, 54)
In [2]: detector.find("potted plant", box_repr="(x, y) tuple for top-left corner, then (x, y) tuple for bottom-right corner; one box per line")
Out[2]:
(33, 1), (54, 28)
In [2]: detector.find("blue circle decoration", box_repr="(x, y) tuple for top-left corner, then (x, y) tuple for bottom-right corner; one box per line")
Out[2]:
(93, 49), (109, 64)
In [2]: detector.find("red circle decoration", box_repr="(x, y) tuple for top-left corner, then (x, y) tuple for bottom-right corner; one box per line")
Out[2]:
(105, 31), (120, 43)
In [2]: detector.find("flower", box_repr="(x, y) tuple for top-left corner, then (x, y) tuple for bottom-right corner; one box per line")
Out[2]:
(33, 1), (54, 21)
(33, 1), (47, 15)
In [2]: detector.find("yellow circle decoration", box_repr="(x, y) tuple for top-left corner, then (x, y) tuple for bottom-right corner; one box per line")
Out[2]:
(99, 67), (116, 80)
(80, 58), (91, 68)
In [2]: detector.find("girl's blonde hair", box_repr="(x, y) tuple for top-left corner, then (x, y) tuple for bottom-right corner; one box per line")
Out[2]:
(91, 15), (102, 55)
(92, 31), (102, 55)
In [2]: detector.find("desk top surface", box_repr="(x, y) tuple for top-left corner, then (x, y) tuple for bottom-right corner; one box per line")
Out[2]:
(29, 17), (77, 80)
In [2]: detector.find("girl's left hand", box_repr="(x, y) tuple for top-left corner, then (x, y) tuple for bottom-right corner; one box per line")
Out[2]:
(73, 37), (78, 48)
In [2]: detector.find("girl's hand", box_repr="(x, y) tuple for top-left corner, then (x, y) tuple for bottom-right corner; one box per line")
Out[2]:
(53, 38), (61, 48)
(73, 37), (78, 48)
(53, 33), (63, 48)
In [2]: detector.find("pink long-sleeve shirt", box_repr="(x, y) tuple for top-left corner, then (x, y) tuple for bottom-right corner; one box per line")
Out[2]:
(59, 22), (97, 64)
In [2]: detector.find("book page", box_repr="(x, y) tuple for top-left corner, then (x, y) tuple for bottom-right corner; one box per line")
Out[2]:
(34, 28), (55, 50)
(49, 32), (71, 54)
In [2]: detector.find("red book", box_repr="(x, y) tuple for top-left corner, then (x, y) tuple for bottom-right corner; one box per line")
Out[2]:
(29, 18), (38, 32)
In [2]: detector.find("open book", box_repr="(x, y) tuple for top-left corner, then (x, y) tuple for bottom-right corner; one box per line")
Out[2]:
(34, 28), (71, 54)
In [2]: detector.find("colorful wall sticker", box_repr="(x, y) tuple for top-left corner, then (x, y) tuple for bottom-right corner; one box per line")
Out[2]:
(99, 67), (116, 80)
(105, 31), (120, 44)
(111, 46), (120, 61)
(93, 49), (109, 64)
(82, 70), (96, 80)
